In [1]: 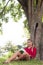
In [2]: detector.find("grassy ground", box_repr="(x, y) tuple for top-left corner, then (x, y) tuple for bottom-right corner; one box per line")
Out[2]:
(0, 58), (43, 65)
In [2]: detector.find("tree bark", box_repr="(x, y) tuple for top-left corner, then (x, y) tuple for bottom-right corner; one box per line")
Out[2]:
(40, 23), (43, 60)
(40, 1), (43, 60)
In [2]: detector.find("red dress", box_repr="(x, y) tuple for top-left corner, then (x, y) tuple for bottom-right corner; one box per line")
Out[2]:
(24, 47), (37, 58)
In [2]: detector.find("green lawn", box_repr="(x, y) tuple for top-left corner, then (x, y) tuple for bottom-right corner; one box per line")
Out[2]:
(0, 58), (43, 65)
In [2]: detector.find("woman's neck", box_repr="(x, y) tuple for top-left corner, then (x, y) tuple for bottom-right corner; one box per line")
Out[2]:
(28, 46), (33, 48)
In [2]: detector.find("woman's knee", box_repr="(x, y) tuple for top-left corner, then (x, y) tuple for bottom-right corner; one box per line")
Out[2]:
(16, 51), (21, 56)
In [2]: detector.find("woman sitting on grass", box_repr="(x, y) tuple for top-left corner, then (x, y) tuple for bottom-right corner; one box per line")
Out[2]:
(4, 39), (37, 63)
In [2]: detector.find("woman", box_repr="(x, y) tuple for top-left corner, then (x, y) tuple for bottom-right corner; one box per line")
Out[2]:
(4, 39), (37, 63)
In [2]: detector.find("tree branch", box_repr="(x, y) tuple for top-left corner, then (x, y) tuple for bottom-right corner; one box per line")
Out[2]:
(18, 0), (28, 20)
(0, 0), (10, 15)
(18, 0), (28, 7)
(18, 0), (28, 14)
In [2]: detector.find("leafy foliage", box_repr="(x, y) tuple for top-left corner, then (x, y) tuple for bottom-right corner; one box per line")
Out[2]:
(0, 0), (24, 22)
(0, 0), (24, 34)
(23, 19), (29, 30)
(4, 41), (16, 53)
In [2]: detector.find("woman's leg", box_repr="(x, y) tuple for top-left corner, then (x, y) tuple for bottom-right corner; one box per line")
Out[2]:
(4, 51), (30, 63)
(4, 51), (22, 63)
(18, 52), (30, 60)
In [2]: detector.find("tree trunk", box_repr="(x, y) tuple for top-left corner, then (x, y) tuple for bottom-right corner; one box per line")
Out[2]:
(40, 1), (43, 60)
(40, 24), (43, 60)
(30, 22), (42, 60)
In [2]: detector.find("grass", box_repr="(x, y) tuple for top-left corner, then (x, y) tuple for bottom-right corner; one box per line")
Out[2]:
(0, 58), (43, 65)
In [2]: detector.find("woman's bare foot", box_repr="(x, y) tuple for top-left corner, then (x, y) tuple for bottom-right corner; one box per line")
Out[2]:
(3, 60), (10, 64)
